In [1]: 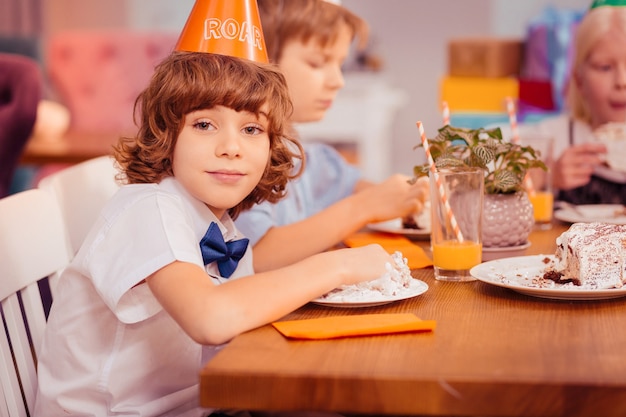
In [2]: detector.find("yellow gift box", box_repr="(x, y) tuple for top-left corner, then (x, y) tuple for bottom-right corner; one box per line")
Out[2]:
(441, 76), (519, 112)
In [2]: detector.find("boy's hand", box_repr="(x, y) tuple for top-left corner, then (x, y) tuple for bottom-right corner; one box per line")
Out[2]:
(356, 174), (430, 224)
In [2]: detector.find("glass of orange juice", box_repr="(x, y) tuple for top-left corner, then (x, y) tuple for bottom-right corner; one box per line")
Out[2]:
(429, 167), (483, 282)
(528, 189), (554, 229)
(522, 133), (554, 230)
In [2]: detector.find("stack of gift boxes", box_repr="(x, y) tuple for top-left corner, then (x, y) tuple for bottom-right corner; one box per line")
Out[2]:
(441, 37), (558, 129)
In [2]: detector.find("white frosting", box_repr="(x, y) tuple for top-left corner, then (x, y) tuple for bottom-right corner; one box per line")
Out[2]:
(319, 251), (414, 301)
(552, 222), (626, 289)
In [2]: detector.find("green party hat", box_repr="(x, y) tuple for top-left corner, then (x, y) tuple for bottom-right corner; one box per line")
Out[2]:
(590, 0), (626, 9)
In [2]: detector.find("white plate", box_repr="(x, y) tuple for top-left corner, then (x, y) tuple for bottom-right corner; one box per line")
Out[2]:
(470, 255), (626, 300)
(367, 218), (430, 239)
(312, 279), (429, 308)
(554, 204), (626, 224)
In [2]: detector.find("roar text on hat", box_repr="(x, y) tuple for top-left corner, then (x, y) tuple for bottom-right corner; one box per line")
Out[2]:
(204, 17), (264, 52)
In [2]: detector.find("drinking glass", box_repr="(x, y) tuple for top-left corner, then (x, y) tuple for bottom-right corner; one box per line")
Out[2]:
(429, 167), (484, 282)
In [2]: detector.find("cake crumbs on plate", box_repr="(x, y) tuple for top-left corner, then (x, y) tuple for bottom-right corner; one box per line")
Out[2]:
(319, 251), (414, 302)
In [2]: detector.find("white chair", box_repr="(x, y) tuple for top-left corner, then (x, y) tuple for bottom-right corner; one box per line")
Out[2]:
(0, 188), (72, 417)
(38, 155), (121, 255)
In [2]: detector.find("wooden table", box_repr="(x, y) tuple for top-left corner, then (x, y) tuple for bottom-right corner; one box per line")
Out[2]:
(20, 131), (128, 165)
(199, 222), (626, 417)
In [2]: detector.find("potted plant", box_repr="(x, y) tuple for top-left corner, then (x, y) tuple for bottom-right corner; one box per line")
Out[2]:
(412, 125), (547, 248)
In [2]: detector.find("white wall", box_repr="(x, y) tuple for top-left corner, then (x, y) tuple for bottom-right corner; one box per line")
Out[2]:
(127, 0), (194, 31)
(491, 0), (588, 37)
(341, 0), (490, 173)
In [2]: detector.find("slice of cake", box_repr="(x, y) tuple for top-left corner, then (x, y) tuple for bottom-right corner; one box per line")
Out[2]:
(319, 251), (413, 301)
(402, 201), (431, 230)
(545, 222), (626, 289)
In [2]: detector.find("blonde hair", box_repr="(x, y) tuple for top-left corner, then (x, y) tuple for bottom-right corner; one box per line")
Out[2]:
(114, 52), (304, 219)
(257, 0), (369, 63)
(567, 6), (626, 123)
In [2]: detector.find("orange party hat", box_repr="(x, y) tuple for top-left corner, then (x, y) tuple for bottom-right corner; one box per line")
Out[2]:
(175, 0), (268, 63)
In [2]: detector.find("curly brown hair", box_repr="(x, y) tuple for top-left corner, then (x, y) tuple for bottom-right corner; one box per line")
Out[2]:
(257, 0), (369, 63)
(114, 51), (304, 219)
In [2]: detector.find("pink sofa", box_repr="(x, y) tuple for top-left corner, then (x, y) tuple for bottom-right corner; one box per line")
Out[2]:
(46, 30), (179, 134)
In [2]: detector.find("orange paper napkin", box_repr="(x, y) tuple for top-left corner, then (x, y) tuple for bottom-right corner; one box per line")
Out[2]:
(344, 232), (433, 269)
(272, 313), (436, 340)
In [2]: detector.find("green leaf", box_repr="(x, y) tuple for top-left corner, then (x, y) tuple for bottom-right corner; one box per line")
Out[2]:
(411, 124), (546, 194)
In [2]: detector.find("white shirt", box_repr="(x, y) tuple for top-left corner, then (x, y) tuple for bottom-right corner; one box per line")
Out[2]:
(35, 177), (253, 416)
(490, 114), (592, 160)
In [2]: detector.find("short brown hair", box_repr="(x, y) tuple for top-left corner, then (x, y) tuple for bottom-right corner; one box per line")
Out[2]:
(114, 51), (304, 219)
(257, 0), (369, 63)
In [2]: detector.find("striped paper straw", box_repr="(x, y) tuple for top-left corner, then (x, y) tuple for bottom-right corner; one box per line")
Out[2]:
(416, 121), (464, 242)
(505, 97), (519, 144)
(442, 101), (450, 126)
(506, 97), (536, 194)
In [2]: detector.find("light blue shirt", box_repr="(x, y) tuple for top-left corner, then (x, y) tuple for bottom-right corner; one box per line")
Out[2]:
(236, 142), (362, 245)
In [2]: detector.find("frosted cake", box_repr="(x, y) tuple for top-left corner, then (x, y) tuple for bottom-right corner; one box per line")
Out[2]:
(318, 251), (414, 302)
(544, 222), (626, 289)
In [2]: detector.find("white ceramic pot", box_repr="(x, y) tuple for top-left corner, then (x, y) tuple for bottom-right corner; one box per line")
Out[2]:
(482, 192), (534, 248)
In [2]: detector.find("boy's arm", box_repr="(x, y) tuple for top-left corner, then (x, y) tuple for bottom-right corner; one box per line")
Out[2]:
(146, 245), (391, 345)
(251, 174), (428, 272)
(251, 191), (371, 271)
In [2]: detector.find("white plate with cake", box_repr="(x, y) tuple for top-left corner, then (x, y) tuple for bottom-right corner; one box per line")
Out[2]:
(470, 255), (626, 300)
(554, 204), (626, 224)
(312, 278), (429, 307)
(313, 252), (429, 307)
(367, 218), (430, 239)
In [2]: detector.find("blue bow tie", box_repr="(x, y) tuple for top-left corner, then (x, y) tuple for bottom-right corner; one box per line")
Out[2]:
(199, 222), (249, 278)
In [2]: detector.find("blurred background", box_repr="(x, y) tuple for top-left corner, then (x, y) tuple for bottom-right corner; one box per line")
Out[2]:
(1, 0), (590, 184)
